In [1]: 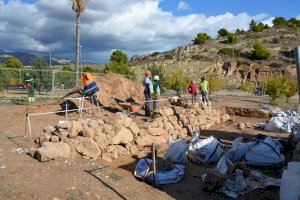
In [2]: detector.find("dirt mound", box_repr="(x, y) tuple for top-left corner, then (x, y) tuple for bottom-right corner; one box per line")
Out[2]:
(225, 106), (272, 118)
(59, 73), (144, 110)
(95, 73), (144, 108)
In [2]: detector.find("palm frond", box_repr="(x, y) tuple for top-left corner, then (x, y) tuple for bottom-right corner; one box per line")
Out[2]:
(71, 0), (90, 14)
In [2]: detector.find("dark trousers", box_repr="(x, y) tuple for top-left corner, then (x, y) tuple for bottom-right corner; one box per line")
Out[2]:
(153, 98), (158, 111)
(144, 93), (151, 117)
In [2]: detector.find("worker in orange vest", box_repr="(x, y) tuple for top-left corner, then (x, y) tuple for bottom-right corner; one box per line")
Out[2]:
(81, 73), (100, 96)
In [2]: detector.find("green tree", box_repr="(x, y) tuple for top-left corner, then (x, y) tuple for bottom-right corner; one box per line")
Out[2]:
(250, 40), (271, 60)
(165, 69), (190, 95)
(235, 29), (246, 35)
(227, 33), (238, 44)
(110, 50), (128, 64)
(249, 20), (266, 32)
(289, 18), (300, 27)
(5, 57), (23, 68)
(193, 33), (211, 45)
(218, 28), (229, 37)
(104, 50), (136, 80)
(30, 57), (52, 94)
(284, 79), (298, 102)
(273, 17), (288, 27)
(264, 75), (286, 105)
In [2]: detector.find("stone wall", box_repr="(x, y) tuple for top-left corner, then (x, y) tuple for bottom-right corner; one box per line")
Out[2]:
(32, 104), (229, 162)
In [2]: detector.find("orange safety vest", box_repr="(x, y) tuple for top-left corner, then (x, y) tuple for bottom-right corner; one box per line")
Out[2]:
(81, 73), (95, 86)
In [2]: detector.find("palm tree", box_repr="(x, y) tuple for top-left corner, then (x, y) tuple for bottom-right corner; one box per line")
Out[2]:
(72, 0), (89, 86)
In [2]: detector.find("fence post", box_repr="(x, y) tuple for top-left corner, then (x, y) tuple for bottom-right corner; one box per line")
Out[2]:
(51, 70), (56, 99)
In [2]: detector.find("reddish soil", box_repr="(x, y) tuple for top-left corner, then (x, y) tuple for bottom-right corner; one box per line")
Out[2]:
(0, 99), (285, 200)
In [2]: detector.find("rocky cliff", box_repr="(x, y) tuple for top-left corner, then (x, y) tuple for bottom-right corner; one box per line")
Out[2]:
(129, 28), (299, 87)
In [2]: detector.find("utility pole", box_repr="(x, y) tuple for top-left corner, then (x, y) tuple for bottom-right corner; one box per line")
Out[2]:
(80, 46), (83, 75)
(295, 46), (300, 102)
(49, 52), (52, 68)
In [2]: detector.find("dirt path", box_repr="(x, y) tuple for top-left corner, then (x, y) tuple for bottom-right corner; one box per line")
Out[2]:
(0, 103), (283, 200)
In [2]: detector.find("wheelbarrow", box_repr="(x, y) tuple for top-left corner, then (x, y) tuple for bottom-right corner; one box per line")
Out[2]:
(119, 102), (142, 116)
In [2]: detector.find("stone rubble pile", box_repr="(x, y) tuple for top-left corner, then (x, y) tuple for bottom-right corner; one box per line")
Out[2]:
(31, 103), (229, 162)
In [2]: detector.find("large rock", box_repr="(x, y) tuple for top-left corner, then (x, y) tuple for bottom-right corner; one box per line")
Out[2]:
(111, 127), (134, 145)
(43, 126), (56, 134)
(148, 128), (168, 136)
(69, 121), (83, 138)
(164, 108), (174, 117)
(56, 121), (72, 129)
(124, 117), (133, 127)
(102, 153), (112, 162)
(94, 133), (110, 150)
(75, 137), (101, 159)
(55, 129), (69, 140)
(128, 123), (140, 137)
(50, 135), (59, 143)
(135, 135), (168, 146)
(38, 133), (52, 144)
(35, 142), (70, 162)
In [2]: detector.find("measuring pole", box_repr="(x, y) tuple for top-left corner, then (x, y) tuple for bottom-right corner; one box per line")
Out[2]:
(152, 143), (156, 186)
(295, 47), (300, 102)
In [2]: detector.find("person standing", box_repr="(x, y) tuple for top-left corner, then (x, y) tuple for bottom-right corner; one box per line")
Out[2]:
(24, 73), (35, 102)
(143, 70), (153, 117)
(187, 81), (198, 103)
(200, 77), (211, 106)
(152, 75), (161, 111)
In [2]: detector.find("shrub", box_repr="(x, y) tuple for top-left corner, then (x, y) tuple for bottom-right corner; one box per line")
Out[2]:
(83, 66), (101, 74)
(227, 33), (238, 44)
(264, 75), (286, 105)
(151, 52), (161, 57)
(5, 57), (23, 68)
(241, 81), (255, 93)
(104, 62), (136, 80)
(191, 54), (205, 60)
(104, 50), (137, 80)
(205, 73), (228, 93)
(250, 40), (271, 60)
(218, 28), (229, 37)
(164, 54), (173, 59)
(273, 17), (288, 27)
(284, 79), (298, 102)
(218, 48), (240, 57)
(235, 29), (246, 35)
(165, 69), (190, 95)
(193, 33), (211, 45)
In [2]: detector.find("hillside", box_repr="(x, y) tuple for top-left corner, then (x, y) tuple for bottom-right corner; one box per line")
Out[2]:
(129, 28), (300, 86)
(0, 49), (97, 66)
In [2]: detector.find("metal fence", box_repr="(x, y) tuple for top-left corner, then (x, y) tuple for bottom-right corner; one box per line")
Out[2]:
(0, 68), (101, 99)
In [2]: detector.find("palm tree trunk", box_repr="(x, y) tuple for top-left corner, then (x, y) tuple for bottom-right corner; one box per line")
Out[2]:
(75, 11), (80, 87)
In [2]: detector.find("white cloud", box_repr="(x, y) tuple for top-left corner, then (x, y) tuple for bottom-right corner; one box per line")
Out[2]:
(0, 0), (272, 63)
(178, 1), (189, 11)
(262, 17), (274, 26)
(296, 14), (300, 19)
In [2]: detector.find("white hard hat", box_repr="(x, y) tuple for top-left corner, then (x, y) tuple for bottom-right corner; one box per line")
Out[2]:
(153, 75), (160, 81)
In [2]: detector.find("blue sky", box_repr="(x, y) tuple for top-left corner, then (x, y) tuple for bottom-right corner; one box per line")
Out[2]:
(8, 0), (300, 19)
(161, 0), (299, 19)
(0, 0), (299, 63)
